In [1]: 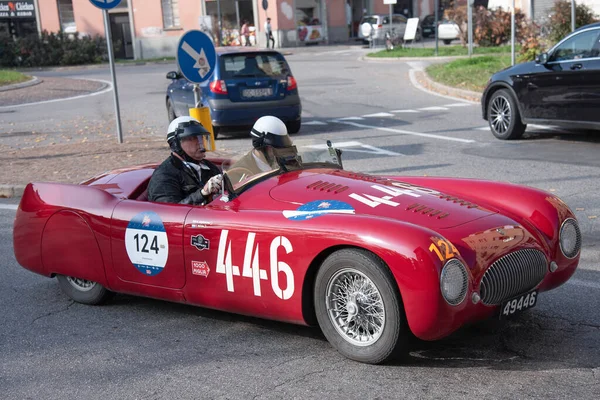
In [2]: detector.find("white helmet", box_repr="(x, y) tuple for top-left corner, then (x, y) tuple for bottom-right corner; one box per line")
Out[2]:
(166, 116), (211, 155)
(251, 116), (292, 149)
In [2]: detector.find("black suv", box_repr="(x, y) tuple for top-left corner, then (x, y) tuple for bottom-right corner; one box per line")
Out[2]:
(482, 22), (600, 139)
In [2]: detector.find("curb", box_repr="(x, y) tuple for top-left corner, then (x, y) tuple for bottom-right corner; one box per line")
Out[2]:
(0, 76), (41, 92)
(0, 185), (25, 199)
(17, 60), (176, 73)
(360, 53), (503, 63)
(414, 69), (482, 103)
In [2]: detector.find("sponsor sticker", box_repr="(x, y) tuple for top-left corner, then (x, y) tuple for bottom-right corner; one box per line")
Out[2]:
(192, 261), (210, 277)
(191, 234), (210, 251)
(282, 200), (355, 221)
(125, 211), (169, 276)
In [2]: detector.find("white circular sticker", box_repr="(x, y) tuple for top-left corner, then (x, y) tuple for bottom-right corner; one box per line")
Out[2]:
(125, 211), (169, 276)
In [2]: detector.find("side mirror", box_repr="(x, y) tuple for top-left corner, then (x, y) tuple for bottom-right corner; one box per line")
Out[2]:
(166, 71), (180, 80)
(535, 53), (548, 64)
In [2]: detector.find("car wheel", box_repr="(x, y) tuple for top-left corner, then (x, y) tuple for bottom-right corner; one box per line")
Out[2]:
(286, 120), (301, 134)
(314, 249), (408, 364)
(443, 39), (452, 45)
(56, 275), (113, 305)
(212, 126), (220, 140)
(487, 89), (526, 140)
(167, 98), (177, 122)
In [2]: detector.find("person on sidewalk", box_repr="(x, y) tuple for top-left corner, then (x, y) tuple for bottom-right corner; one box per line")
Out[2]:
(241, 20), (251, 46)
(226, 116), (298, 184)
(148, 116), (222, 205)
(264, 17), (275, 48)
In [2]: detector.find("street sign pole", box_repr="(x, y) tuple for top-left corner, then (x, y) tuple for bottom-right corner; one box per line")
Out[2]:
(467, 1), (473, 57)
(389, 4), (392, 42)
(434, 0), (439, 56)
(511, 0), (515, 66)
(572, 0), (576, 32)
(103, 9), (123, 143)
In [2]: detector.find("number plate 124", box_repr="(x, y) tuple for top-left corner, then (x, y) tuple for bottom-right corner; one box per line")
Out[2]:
(500, 290), (537, 318)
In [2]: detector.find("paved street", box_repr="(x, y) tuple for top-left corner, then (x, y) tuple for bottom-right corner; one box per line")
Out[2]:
(1, 47), (599, 399)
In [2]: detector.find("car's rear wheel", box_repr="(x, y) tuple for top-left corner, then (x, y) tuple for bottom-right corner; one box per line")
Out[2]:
(286, 120), (301, 134)
(56, 275), (113, 305)
(487, 89), (526, 140)
(443, 39), (452, 45)
(314, 249), (409, 364)
(167, 98), (177, 122)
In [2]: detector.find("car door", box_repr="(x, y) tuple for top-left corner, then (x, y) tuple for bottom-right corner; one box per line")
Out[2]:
(111, 200), (192, 289)
(569, 38), (600, 124)
(522, 28), (600, 122)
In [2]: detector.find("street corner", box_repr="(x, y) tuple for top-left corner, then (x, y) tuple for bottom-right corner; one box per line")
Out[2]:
(0, 75), (41, 92)
(411, 68), (481, 104)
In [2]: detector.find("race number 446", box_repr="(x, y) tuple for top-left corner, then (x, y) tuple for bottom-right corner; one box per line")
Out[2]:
(216, 230), (295, 300)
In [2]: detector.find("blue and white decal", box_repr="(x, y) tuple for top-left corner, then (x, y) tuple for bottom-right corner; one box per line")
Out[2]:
(125, 211), (169, 276)
(283, 200), (355, 221)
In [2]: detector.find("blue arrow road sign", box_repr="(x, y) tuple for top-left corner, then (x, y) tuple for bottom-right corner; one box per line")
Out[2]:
(89, 0), (122, 10)
(176, 30), (217, 84)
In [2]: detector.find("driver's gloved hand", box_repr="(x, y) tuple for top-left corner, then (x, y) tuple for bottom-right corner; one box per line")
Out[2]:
(201, 174), (223, 196)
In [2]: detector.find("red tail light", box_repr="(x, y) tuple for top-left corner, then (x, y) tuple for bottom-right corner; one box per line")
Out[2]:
(209, 80), (228, 94)
(287, 76), (297, 91)
(378, 24), (382, 29)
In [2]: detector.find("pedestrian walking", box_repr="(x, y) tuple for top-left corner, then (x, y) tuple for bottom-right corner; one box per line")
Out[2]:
(264, 17), (275, 48)
(241, 20), (251, 46)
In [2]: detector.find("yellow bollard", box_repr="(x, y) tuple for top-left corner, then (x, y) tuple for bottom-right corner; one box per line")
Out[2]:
(189, 106), (215, 151)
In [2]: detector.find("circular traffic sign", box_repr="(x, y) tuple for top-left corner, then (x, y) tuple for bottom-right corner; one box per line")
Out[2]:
(89, 0), (122, 10)
(262, 0), (268, 11)
(176, 30), (217, 84)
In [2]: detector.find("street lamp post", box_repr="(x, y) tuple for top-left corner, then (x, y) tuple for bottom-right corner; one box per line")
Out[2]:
(572, 0), (576, 32)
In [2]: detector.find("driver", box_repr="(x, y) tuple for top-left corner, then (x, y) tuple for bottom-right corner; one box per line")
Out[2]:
(226, 116), (298, 184)
(148, 116), (223, 205)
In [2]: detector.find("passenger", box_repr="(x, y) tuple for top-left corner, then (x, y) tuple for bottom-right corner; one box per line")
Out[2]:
(226, 116), (298, 184)
(148, 116), (222, 205)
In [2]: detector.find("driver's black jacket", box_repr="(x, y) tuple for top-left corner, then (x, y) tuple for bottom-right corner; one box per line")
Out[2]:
(147, 154), (221, 205)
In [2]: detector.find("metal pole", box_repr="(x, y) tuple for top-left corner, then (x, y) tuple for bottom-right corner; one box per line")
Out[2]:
(217, 0), (222, 46)
(434, 0), (439, 56)
(193, 84), (202, 108)
(468, 0), (473, 56)
(511, 2), (515, 66)
(103, 10), (123, 144)
(389, 4), (392, 44)
(571, 0), (576, 32)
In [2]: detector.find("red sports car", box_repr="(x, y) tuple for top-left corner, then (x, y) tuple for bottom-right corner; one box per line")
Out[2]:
(13, 143), (581, 364)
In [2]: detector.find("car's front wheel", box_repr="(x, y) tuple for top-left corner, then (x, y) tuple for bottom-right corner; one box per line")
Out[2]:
(56, 275), (113, 305)
(443, 39), (452, 45)
(314, 249), (409, 364)
(286, 120), (301, 134)
(487, 89), (526, 140)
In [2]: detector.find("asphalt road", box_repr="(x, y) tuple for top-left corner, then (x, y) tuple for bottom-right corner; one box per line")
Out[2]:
(1, 47), (599, 399)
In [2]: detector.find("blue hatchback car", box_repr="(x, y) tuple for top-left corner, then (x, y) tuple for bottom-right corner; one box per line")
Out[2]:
(165, 48), (302, 138)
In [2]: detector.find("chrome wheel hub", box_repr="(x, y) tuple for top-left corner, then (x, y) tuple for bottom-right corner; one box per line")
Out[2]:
(326, 268), (385, 347)
(490, 95), (512, 135)
(66, 277), (96, 292)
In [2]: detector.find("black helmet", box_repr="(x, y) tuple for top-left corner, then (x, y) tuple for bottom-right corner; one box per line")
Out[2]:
(167, 116), (210, 161)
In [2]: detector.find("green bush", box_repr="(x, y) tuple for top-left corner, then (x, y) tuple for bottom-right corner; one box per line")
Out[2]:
(547, 0), (598, 44)
(0, 30), (107, 68)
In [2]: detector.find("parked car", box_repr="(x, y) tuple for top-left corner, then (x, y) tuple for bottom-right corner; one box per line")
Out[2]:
(482, 22), (600, 139)
(166, 48), (302, 138)
(420, 14), (437, 38)
(437, 19), (460, 45)
(13, 141), (581, 364)
(358, 14), (422, 43)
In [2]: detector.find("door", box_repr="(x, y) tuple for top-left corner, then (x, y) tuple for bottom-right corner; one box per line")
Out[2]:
(111, 200), (192, 289)
(522, 28), (600, 122)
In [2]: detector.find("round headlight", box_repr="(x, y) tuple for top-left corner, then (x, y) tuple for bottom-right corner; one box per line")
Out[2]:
(440, 259), (468, 306)
(559, 218), (581, 259)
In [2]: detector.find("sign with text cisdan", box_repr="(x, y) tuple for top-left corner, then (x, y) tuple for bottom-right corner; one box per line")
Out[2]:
(0, 0), (36, 19)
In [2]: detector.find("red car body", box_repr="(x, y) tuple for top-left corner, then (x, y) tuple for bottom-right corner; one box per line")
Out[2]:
(13, 158), (580, 350)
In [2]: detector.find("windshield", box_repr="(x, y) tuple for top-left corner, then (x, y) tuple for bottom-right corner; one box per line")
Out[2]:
(220, 53), (290, 78)
(221, 139), (344, 197)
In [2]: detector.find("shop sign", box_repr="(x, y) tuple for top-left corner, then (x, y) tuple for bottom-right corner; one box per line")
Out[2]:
(0, 0), (35, 19)
(298, 25), (324, 43)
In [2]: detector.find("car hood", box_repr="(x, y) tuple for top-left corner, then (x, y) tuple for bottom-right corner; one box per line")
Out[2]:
(269, 170), (497, 230)
(492, 61), (537, 79)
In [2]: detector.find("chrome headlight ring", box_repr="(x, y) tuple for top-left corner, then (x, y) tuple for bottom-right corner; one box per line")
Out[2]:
(559, 218), (581, 259)
(440, 259), (469, 306)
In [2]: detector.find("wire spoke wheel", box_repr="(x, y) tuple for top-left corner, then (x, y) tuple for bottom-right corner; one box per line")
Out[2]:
(66, 276), (97, 292)
(326, 268), (385, 347)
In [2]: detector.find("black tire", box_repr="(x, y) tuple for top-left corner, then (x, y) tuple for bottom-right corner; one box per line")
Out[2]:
(443, 39), (452, 45)
(286, 120), (301, 134)
(314, 249), (409, 364)
(167, 98), (177, 122)
(56, 275), (113, 305)
(212, 125), (220, 140)
(487, 89), (526, 140)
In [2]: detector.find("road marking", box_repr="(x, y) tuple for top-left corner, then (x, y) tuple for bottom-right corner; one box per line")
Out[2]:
(337, 116), (365, 121)
(362, 112), (395, 118)
(418, 106), (449, 111)
(476, 126), (491, 131)
(444, 103), (473, 107)
(567, 278), (600, 290)
(0, 204), (18, 210)
(390, 109), (419, 113)
(303, 121), (328, 126)
(0, 78), (113, 109)
(332, 120), (477, 143)
(304, 140), (402, 156)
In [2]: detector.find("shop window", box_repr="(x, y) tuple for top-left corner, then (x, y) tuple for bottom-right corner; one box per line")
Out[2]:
(57, 0), (76, 33)
(205, 0), (255, 46)
(161, 0), (180, 29)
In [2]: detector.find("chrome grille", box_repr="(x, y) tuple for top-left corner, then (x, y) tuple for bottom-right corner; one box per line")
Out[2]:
(480, 249), (547, 305)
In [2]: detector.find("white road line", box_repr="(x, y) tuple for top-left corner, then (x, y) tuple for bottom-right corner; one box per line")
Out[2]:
(337, 116), (365, 121)
(390, 109), (419, 113)
(303, 121), (328, 126)
(304, 141), (402, 156)
(408, 68), (479, 105)
(418, 106), (449, 111)
(566, 278), (600, 289)
(444, 103), (474, 108)
(362, 112), (395, 118)
(476, 126), (491, 131)
(332, 120), (476, 143)
(0, 78), (113, 110)
(0, 204), (18, 210)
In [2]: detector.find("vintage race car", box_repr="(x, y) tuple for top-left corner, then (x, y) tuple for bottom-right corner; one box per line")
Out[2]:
(13, 142), (581, 364)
